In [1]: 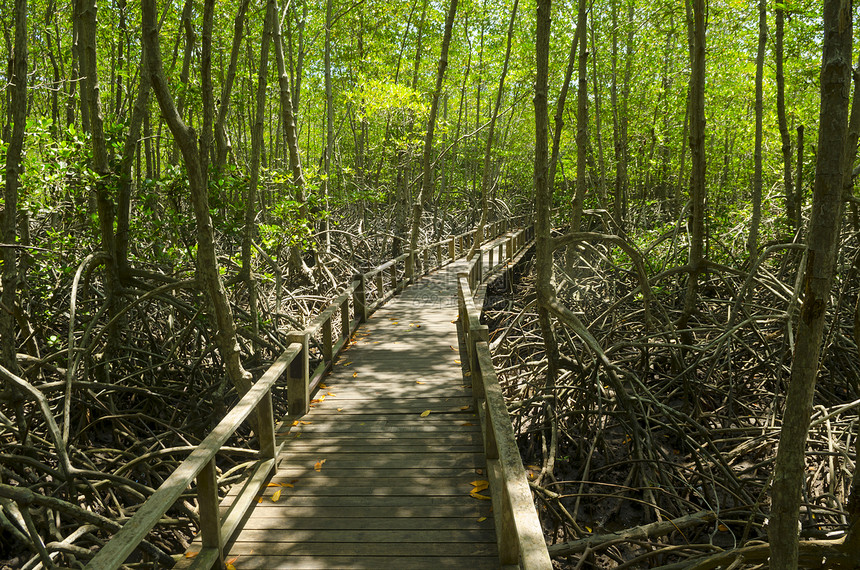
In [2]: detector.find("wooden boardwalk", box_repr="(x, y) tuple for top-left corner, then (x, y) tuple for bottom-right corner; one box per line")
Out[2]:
(224, 258), (499, 568)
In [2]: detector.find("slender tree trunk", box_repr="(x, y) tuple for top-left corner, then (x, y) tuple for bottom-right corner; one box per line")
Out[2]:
(116, 47), (150, 281)
(323, 0), (334, 251)
(534, 0), (560, 386)
(590, 20), (607, 205)
(796, 124), (805, 232)
(547, 22), (580, 214)
(572, 0), (588, 232)
(747, 0), (766, 261)
(770, 2), (852, 566)
(610, 0), (624, 225)
(244, 0), (273, 350)
(679, 0), (706, 329)
(142, 0), (252, 395)
(1, 0), (27, 378)
(273, 0), (314, 281)
(409, 0), (458, 263)
(214, 0), (250, 178)
(80, 0), (122, 363)
(412, 0), (430, 90)
(775, 1), (795, 235)
(467, 0), (518, 260)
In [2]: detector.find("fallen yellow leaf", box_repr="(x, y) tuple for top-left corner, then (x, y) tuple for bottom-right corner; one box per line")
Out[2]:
(477, 516), (487, 522)
(416, 381), (425, 384)
(462, 422), (474, 426)
(718, 524), (729, 532)
(291, 420), (299, 426)
(226, 564), (236, 570)
(314, 459), (327, 472)
(300, 421), (312, 425)
(271, 489), (281, 502)
(470, 491), (491, 500)
(320, 384), (328, 389)
(337, 407), (343, 411)
(327, 392), (336, 397)
(454, 359), (461, 364)
(470, 481), (490, 493)
(420, 410), (431, 417)
(460, 406), (470, 411)
(464, 371), (472, 377)
(185, 551), (199, 558)
(353, 372), (358, 378)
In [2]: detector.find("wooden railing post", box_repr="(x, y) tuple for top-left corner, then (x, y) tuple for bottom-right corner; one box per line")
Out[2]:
(423, 247), (429, 273)
(340, 297), (351, 339)
(471, 326), (488, 401)
(506, 235), (514, 262)
(389, 263), (398, 292)
(256, 392), (277, 459)
(405, 251), (414, 282)
(375, 272), (384, 301)
(286, 331), (310, 417)
(449, 236), (456, 261)
(353, 273), (367, 323)
(322, 316), (333, 362)
(197, 458), (224, 566)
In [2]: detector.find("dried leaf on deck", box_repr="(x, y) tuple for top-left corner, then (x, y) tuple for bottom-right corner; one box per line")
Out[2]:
(314, 459), (327, 471)
(420, 410), (431, 417)
(271, 489), (281, 502)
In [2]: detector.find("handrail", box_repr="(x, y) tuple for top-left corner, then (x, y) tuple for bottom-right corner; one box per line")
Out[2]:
(457, 224), (552, 569)
(86, 218), (518, 569)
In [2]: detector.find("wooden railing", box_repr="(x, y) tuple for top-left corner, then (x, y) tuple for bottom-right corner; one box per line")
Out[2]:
(457, 225), (552, 569)
(85, 218), (519, 570)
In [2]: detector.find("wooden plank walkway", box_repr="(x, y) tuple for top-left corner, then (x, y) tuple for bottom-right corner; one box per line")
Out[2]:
(224, 258), (499, 569)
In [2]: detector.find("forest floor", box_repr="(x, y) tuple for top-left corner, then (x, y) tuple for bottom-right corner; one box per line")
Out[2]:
(483, 230), (860, 569)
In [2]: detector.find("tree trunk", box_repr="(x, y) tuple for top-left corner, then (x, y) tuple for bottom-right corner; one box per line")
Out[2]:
(678, 0), (706, 330)
(590, 20), (607, 205)
(322, 0), (334, 251)
(1, 0), (27, 377)
(747, 0), (766, 262)
(142, 0), (252, 395)
(116, 46), (151, 281)
(409, 0), (458, 263)
(273, 0), (314, 281)
(547, 20), (580, 219)
(243, 0), (274, 353)
(214, 0), (251, 178)
(534, 0), (560, 391)
(467, 0), (518, 260)
(775, 2), (796, 235)
(80, 0), (122, 363)
(572, 0), (588, 233)
(770, 1), (852, 566)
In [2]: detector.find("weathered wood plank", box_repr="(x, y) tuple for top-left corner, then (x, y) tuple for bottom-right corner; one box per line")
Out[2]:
(238, 516), (494, 531)
(228, 541), (497, 556)
(221, 555), (499, 569)
(232, 529), (495, 543)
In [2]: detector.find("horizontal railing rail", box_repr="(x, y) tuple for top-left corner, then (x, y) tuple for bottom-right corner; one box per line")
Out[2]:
(86, 218), (522, 570)
(457, 224), (551, 569)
